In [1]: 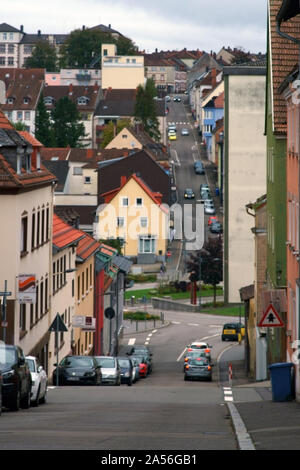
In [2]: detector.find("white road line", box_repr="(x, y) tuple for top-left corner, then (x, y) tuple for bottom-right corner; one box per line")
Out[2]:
(145, 341), (149, 345)
(224, 396), (234, 402)
(128, 338), (136, 346)
(187, 323), (199, 326)
(177, 348), (187, 362)
(224, 391), (233, 395)
(171, 321), (181, 325)
(227, 403), (256, 450)
(152, 330), (157, 333)
(148, 333), (153, 337)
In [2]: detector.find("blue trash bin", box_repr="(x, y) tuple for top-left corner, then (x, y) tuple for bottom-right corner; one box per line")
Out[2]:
(215, 187), (220, 196)
(269, 363), (294, 402)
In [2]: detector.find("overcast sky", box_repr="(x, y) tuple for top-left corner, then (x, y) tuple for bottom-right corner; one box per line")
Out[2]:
(3, 0), (267, 53)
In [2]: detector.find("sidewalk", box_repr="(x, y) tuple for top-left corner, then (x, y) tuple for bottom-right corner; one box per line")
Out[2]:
(224, 347), (300, 450)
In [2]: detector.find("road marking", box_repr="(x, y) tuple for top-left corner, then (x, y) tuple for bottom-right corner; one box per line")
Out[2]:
(152, 330), (157, 333)
(128, 338), (136, 346)
(172, 321), (181, 324)
(145, 341), (149, 345)
(224, 390), (233, 395)
(187, 323), (199, 326)
(227, 403), (256, 450)
(148, 333), (153, 337)
(224, 396), (234, 402)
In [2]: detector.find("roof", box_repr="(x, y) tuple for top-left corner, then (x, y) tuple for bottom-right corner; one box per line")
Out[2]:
(88, 24), (124, 36)
(54, 205), (97, 226)
(95, 88), (165, 117)
(0, 68), (45, 85)
(76, 232), (100, 263)
(0, 23), (22, 33)
(269, 0), (300, 135)
(43, 160), (69, 192)
(18, 131), (43, 147)
(43, 84), (100, 111)
(2, 80), (44, 111)
(52, 214), (84, 252)
(112, 254), (133, 274)
(0, 110), (14, 129)
(40, 148), (70, 161)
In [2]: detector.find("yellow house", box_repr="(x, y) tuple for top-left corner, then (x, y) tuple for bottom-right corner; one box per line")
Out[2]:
(73, 232), (100, 356)
(101, 43), (145, 89)
(95, 174), (168, 263)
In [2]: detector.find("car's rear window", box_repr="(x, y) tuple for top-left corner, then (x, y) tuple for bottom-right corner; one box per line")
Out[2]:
(118, 359), (130, 367)
(95, 357), (115, 368)
(60, 356), (94, 368)
(189, 359), (209, 366)
(223, 324), (237, 330)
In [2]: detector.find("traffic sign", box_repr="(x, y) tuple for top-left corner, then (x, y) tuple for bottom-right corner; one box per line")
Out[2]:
(258, 303), (284, 328)
(104, 307), (115, 320)
(49, 313), (68, 332)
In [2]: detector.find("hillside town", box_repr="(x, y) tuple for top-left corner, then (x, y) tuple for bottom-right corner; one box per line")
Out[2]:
(0, 0), (300, 452)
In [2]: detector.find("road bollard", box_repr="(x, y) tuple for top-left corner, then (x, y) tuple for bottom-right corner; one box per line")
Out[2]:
(229, 362), (233, 387)
(136, 320), (138, 332)
(238, 333), (242, 345)
(154, 318), (156, 328)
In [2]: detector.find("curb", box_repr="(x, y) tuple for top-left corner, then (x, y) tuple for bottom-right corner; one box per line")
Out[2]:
(122, 321), (171, 336)
(226, 402), (256, 451)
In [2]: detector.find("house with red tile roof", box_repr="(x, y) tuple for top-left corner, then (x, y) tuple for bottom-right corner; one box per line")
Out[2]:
(0, 110), (56, 371)
(95, 174), (168, 264)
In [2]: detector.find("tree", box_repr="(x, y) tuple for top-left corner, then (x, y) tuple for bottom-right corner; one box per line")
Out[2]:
(35, 97), (56, 147)
(59, 28), (137, 68)
(51, 96), (87, 148)
(101, 119), (131, 148)
(134, 79), (161, 142)
(12, 121), (27, 131)
(187, 237), (223, 307)
(24, 41), (58, 71)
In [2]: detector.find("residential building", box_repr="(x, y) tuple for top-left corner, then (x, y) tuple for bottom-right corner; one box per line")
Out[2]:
(50, 214), (84, 377)
(202, 90), (224, 159)
(223, 64), (266, 304)
(264, 0), (300, 366)
(42, 84), (102, 148)
(94, 174), (168, 264)
(45, 69), (101, 87)
(0, 111), (56, 373)
(73, 231), (100, 356)
(0, 68), (44, 134)
(94, 88), (167, 146)
(101, 43), (145, 90)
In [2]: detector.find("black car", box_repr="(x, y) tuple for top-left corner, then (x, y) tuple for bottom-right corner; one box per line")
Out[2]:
(210, 222), (223, 234)
(117, 357), (134, 386)
(0, 370), (2, 416)
(0, 344), (32, 411)
(52, 356), (102, 386)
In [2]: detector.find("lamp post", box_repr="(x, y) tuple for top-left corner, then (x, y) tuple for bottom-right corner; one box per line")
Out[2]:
(219, 131), (224, 206)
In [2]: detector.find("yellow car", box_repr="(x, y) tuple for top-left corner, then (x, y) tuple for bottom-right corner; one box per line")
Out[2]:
(169, 133), (177, 141)
(222, 322), (245, 341)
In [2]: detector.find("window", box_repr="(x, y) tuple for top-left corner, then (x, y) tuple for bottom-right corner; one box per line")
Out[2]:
(140, 217), (148, 228)
(82, 272), (84, 297)
(24, 45), (32, 54)
(84, 176), (91, 184)
(77, 97), (88, 105)
(77, 276), (80, 301)
(7, 97), (14, 105)
(31, 212), (36, 250)
(17, 111), (22, 121)
(122, 134), (128, 138)
(41, 209), (45, 244)
(86, 267), (89, 292)
(46, 208), (49, 240)
(35, 284), (39, 322)
(25, 111), (30, 121)
(37, 210), (40, 247)
(0, 44), (5, 53)
(40, 281), (44, 317)
(0, 57), (5, 65)
(20, 216), (28, 254)
(3, 33), (7, 40)
(139, 236), (156, 254)
(44, 97), (53, 106)
(8, 57), (14, 66)
(45, 278), (48, 312)
(73, 167), (83, 175)
(19, 304), (26, 331)
(136, 198), (143, 207)
(24, 97), (30, 105)
(122, 197), (129, 207)
(53, 262), (56, 293)
(204, 110), (213, 119)
(103, 49), (108, 56)
(9, 33), (13, 40)
(117, 217), (125, 227)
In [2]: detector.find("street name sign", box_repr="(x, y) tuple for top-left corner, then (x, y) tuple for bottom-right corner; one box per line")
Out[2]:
(258, 303), (284, 328)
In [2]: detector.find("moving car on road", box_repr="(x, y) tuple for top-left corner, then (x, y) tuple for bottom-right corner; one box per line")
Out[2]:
(168, 133), (177, 141)
(117, 357), (134, 386)
(94, 356), (121, 386)
(194, 161), (205, 174)
(181, 128), (190, 136)
(183, 350), (212, 371)
(26, 356), (47, 406)
(184, 188), (195, 199)
(0, 344), (31, 411)
(204, 200), (216, 215)
(52, 356), (102, 386)
(173, 96), (181, 102)
(184, 358), (213, 382)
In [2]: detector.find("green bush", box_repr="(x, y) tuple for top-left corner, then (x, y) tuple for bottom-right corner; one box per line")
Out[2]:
(127, 274), (157, 283)
(124, 311), (161, 321)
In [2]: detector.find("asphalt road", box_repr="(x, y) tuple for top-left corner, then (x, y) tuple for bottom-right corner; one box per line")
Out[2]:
(0, 313), (240, 451)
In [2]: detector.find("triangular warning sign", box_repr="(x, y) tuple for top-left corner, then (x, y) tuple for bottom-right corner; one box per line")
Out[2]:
(49, 313), (68, 332)
(258, 303), (284, 328)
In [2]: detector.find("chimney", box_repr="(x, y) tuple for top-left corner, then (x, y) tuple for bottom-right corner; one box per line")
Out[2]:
(69, 83), (73, 95)
(82, 25), (85, 30)
(153, 192), (163, 205)
(37, 30), (41, 36)
(20, 25), (24, 33)
(211, 68), (217, 88)
(109, 24), (111, 29)
(120, 175), (127, 186)
(16, 146), (23, 175)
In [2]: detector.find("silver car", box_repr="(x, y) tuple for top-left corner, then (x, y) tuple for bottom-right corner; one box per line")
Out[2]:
(204, 201), (216, 215)
(94, 356), (121, 386)
(184, 358), (212, 381)
(181, 128), (190, 136)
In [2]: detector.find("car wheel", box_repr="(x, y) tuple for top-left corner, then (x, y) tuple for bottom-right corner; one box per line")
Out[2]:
(127, 378), (132, 386)
(9, 389), (21, 411)
(33, 386), (40, 407)
(184, 375), (188, 381)
(21, 386), (31, 409)
(40, 387), (47, 404)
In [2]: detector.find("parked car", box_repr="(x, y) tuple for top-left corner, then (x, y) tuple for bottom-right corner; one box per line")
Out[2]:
(184, 358), (213, 381)
(0, 370), (2, 416)
(165, 96), (171, 102)
(173, 97), (181, 102)
(169, 133), (177, 141)
(128, 346), (153, 374)
(117, 357), (134, 386)
(94, 356), (121, 386)
(0, 344), (31, 411)
(208, 216), (218, 226)
(204, 201), (216, 215)
(200, 183), (210, 192)
(25, 356), (47, 406)
(130, 357), (141, 383)
(168, 124), (177, 133)
(184, 188), (195, 199)
(52, 356), (102, 386)
(210, 222), (223, 234)
(131, 355), (148, 378)
(181, 128), (190, 136)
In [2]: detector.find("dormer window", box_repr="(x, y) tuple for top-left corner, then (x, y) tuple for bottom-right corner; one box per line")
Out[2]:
(23, 97), (30, 105)
(7, 97), (14, 105)
(77, 96), (89, 105)
(44, 97), (53, 106)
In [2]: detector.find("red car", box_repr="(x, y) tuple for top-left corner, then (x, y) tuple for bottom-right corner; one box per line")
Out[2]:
(208, 216), (218, 226)
(132, 355), (148, 378)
